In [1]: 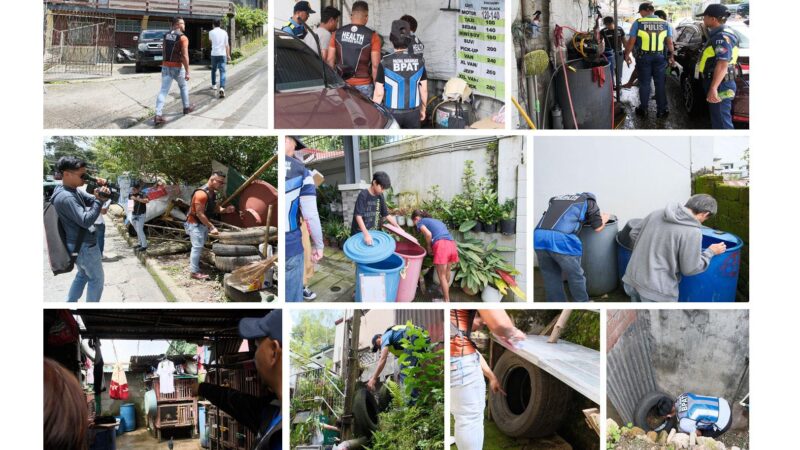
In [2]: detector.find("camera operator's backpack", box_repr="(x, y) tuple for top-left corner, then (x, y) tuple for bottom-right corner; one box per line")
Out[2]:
(43, 190), (86, 275)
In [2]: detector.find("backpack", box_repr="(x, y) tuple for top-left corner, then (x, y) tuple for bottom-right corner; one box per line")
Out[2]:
(43, 191), (86, 275)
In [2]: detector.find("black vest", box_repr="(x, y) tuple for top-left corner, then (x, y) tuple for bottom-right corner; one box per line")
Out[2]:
(191, 185), (217, 219)
(334, 24), (374, 79)
(163, 29), (185, 63)
(379, 51), (425, 109)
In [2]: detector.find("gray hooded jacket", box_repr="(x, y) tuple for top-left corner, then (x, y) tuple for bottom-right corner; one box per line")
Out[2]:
(622, 203), (715, 302)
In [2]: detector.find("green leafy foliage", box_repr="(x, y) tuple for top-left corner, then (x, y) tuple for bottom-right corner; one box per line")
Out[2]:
(455, 236), (516, 293)
(290, 310), (339, 358)
(234, 6), (268, 36)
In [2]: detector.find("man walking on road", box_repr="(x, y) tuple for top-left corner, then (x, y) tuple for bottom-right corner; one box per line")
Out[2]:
(51, 157), (111, 302)
(184, 171), (236, 280)
(154, 16), (195, 126)
(209, 19), (231, 99)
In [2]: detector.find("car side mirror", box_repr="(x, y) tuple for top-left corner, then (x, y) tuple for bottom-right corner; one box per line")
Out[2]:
(133, 36), (138, 41)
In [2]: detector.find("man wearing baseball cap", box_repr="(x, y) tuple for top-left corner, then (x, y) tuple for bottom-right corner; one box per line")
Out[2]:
(198, 310), (283, 450)
(695, 4), (740, 129)
(282, 1), (316, 39)
(366, 322), (428, 394)
(285, 136), (324, 302)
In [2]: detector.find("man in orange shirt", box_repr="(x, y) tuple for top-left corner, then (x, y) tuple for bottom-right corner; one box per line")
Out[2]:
(154, 16), (195, 126)
(326, 1), (381, 99)
(184, 171), (235, 280)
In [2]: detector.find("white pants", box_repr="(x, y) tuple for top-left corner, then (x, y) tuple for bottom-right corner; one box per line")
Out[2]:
(450, 352), (486, 450)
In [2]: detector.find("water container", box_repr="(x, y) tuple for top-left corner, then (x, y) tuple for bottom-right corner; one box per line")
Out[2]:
(555, 59), (613, 129)
(615, 219), (642, 282)
(679, 229), (743, 302)
(616, 226), (743, 302)
(354, 254), (405, 302)
(579, 216), (619, 296)
(119, 403), (136, 432)
(114, 416), (124, 436)
(383, 224), (426, 302)
(344, 231), (402, 302)
(199, 405), (208, 447)
(89, 427), (116, 450)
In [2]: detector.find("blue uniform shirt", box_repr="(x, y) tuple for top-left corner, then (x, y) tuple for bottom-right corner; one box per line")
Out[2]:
(628, 14), (673, 39)
(416, 218), (453, 244)
(381, 328), (407, 354)
(285, 155), (316, 259)
(282, 18), (306, 38)
(707, 26), (736, 64)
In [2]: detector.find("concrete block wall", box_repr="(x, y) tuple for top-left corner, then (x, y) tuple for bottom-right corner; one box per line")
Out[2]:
(338, 183), (370, 228)
(693, 175), (750, 297)
(99, 372), (147, 428)
(514, 163), (528, 297)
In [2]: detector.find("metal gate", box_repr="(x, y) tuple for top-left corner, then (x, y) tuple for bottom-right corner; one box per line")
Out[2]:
(44, 11), (116, 80)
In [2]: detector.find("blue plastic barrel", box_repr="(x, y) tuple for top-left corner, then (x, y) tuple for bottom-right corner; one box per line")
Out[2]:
(354, 254), (405, 301)
(120, 403), (136, 432)
(344, 231), (403, 302)
(616, 228), (742, 302)
(199, 405), (208, 447)
(114, 416), (125, 435)
(680, 229), (743, 302)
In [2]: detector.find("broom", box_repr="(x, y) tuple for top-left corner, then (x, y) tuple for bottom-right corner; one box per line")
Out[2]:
(523, 49), (550, 128)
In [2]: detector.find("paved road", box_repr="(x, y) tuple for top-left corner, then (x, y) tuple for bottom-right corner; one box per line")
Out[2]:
(44, 45), (267, 129)
(134, 45), (268, 129)
(43, 219), (166, 303)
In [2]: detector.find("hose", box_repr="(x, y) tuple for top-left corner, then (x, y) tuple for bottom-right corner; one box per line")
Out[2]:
(554, 25), (579, 129)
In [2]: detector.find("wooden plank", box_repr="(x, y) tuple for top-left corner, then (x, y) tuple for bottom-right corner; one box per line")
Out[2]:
(495, 334), (600, 404)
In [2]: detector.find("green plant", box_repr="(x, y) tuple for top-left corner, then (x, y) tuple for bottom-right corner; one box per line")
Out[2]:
(323, 219), (343, 243)
(454, 236), (517, 294)
(234, 6), (268, 36)
(500, 198), (516, 220)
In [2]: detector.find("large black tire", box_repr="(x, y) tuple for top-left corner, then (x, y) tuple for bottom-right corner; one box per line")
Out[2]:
(488, 351), (573, 438)
(217, 227), (269, 246)
(213, 255), (262, 273)
(353, 388), (379, 437)
(377, 384), (393, 413)
(223, 273), (261, 302)
(634, 391), (675, 432)
(212, 243), (259, 257)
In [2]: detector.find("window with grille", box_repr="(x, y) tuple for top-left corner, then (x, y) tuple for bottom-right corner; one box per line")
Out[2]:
(116, 19), (141, 33)
(147, 21), (172, 31)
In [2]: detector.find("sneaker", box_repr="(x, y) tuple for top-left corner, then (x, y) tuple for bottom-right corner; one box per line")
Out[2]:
(211, 84), (218, 90)
(656, 110), (670, 119)
(219, 87), (225, 98)
(191, 272), (210, 280)
(183, 104), (196, 115)
(303, 287), (317, 300)
(154, 115), (166, 126)
(635, 107), (647, 117)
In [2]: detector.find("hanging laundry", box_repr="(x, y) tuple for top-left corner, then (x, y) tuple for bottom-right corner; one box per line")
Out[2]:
(86, 356), (94, 385)
(157, 359), (175, 394)
(110, 362), (129, 400)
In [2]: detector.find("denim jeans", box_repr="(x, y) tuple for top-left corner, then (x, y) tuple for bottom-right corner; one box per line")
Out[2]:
(637, 53), (668, 114)
(211, 55), (227, 89)
(353, 83), (374, 99)
(285, 252), (304, 302)
(450, 353), (485, 450)
(131, 214), (147, 249)
(536, 250), (589, 302)
(95, 223), (106, 255)
(184, 222), (208, 274)
(623, 283), (658, 302)
(67, 244), (104, 302)
(155, 66), (190, 115)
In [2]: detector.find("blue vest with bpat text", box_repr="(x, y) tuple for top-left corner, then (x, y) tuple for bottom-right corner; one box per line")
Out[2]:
(380, 52), (425, 110)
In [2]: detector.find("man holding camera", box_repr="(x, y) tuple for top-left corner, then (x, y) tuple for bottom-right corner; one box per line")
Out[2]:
(51, 157), (111, 302)
(185, 171), (236, 280)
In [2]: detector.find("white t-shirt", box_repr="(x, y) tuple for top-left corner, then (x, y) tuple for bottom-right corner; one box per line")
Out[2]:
(209, 27), (229, 57)
(156, 360), (175, 394)
(303, 26), (332, 56)
(94, 199), (111, 225)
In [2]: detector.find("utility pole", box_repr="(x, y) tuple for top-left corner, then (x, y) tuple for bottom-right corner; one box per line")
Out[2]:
(342, 309), (362, 440)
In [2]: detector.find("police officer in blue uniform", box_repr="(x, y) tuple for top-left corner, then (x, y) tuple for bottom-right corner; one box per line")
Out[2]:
(282, 1), (315, 39)
(657, 393), (732, 438)
(696, 4), (740, 129)
(534, 193), (610, 302)
(624, 3), (675, 119)
(372, 20), (428, 129)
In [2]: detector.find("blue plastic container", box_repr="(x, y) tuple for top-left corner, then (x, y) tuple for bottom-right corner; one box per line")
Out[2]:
(354, 254), (404, 302)
(90, 428), (116, 450)
(199, 405), (209, 447)
(120, 403), (136, 432)
(114, 416), (125, 436)
(616, 228), (743, 302)
(344, 231), (403, 302)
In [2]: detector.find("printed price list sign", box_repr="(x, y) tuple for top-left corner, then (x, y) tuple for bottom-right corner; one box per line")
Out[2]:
(457, 0), (505, 99)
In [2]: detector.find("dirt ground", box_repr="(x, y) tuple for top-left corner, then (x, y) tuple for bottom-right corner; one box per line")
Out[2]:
(450, 418), (578, 450)
(116, 428), (200, 450)
(612, 430), (748, 450)
(151, 253), (227, 302)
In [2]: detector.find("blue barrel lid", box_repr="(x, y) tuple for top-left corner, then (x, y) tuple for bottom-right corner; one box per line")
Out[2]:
(701, 227), (743, 249)
(344, 230), (396, 264)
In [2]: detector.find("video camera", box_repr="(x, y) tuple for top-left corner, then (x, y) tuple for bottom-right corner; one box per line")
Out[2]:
(82, 174), (120, 203)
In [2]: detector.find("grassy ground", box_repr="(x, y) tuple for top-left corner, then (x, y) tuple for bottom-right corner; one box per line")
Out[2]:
(450, 418), (574, 450)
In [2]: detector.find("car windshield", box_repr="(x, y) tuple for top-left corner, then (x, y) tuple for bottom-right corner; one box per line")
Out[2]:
(727, 23), (750, 49)
(141, 30), (166, 40)
(276, 41), (343, 92)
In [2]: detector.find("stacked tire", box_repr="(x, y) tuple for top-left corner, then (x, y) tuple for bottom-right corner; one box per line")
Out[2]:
(212, 243), (261, 273)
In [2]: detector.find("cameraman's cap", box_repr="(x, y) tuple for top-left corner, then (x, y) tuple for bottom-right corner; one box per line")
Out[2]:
(239, 310), (282, 345)
(638, 2), (655, 11)
(390, 19), (412, 43)
(697, 4), (730, 19)
(290, 136), (306, 149)
(371, 333), (383, 353)
(294, 1), (316, 14)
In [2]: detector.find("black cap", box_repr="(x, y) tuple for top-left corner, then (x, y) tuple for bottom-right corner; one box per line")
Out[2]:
(656, 396), (674, 416)
(390, 19), (412, 43)
(638, 2), (654, 12)
(371, 333), (382, 353)
(697, 4), (730, 19)
(290, 136), (307, 149)
(239, 310), (282, 345)
(294, 1), (316, 14)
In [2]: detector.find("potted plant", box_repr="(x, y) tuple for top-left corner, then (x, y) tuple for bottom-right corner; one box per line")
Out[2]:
(500, 199), (516, 234)
(481, 284), (503, 302)
(323, 221), (340, 248)
(454, 236), (517, 298)
(394, 208), (406, 226)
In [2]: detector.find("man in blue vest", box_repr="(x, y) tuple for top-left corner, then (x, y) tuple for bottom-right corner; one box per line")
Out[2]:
(282, 1), (316, 39)
(372, 20), (428, 128)
(657, 393), (732, 438)
(624, 3), (675, 119)
(696, 4), (740, 129)
(198, 310), (283, 449)
(367, 323), (429, 392)
(534, 193), (610, 302)
(285, 136), (324, 302)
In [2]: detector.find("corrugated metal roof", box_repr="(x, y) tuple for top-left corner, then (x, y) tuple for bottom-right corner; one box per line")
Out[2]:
(395, 310), (445, 344)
